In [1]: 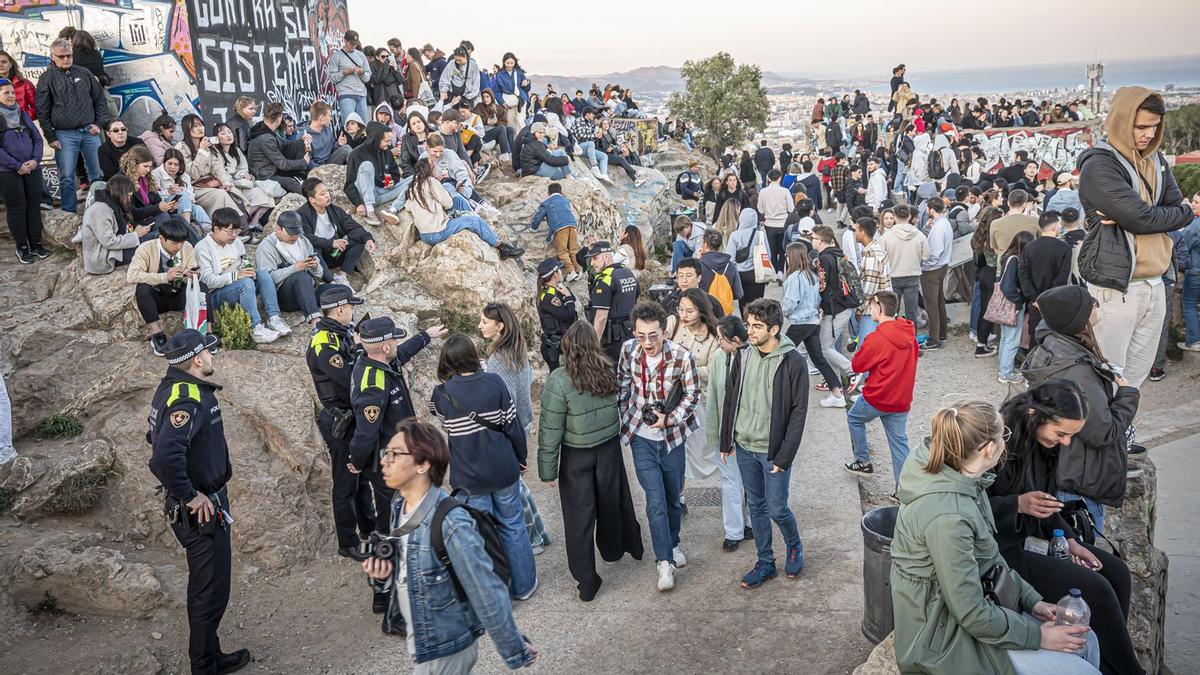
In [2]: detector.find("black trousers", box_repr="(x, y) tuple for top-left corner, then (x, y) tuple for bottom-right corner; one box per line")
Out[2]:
(607, 152), (638, 179)
(558, 436), (644, 592)
(465, 134), (483, 165)
(540, 341), (561, 371)
(135, 284), (186, 324)
(0, 171), (43, 249)
(765, 226), (785, 274)
(975, 265), (995, 346)
(318, 411), (375, 548)
(320, 240), (366, 276)
(170, 490), (232, 675)
(1017, 544), (1142, 675)
(738, 269), (766, 311)
(786, 324), (840, 391)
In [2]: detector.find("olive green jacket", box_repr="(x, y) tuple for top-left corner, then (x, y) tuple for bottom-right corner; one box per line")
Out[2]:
(537, 368), (620, 481)
(890, 442), (1043, 675)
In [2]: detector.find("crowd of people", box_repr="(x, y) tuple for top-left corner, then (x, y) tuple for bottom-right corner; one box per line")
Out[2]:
(7, 26), (1194, 674)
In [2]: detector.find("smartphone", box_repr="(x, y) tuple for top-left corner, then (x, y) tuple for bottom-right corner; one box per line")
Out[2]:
(168, 194), (181, 203)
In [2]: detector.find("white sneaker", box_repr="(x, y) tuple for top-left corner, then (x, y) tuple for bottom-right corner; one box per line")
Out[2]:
(267, 316), (292, 336)
(377, 208), (399, 225)
(672, 546), (687, 568)
(363, 212), (381, 226)
(820, 394), (846, 408)
(656, 560), (676, 591)
(333, 272), (351, 287)
(598, 172), (614, 186)
(634, 175), (648, 187)
(567, 271), (581, 282)
(499, 153), (511, 163)
(1178, 341), (1200, 352)
(251, 324), (280, 344)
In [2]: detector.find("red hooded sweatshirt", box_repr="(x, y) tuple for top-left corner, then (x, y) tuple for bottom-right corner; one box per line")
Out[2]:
(851, 317), (918, 413)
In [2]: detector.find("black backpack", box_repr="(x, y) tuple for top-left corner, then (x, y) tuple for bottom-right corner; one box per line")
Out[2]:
(430, 488), (511, 601)
(927, 147), (947, 179)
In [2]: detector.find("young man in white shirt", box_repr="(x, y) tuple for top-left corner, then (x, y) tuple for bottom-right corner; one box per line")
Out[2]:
(757, 169), (794, 277)
(193, 208), (281, 343)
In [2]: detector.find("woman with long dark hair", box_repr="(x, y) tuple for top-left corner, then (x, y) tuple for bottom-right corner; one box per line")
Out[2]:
(175, 114), (246, 218)
(713, 172), (749, 221)
(430, 333), (539, 601)
(213, 122), (276, 226)
(668, 289), (723, 521)
(971, 205), (1003, 357)
(992, 380), (1141, 675)
(0, 51), (35, 118)
(80, 174), (152, 273)
(538, 322), (644, 600)
(119, 145), (181, 230)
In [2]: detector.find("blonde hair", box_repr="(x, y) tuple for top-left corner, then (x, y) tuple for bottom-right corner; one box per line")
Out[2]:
(119, 145), (158, 193)
(714, 200), (740, 239)
(925, 400), (1003, 474)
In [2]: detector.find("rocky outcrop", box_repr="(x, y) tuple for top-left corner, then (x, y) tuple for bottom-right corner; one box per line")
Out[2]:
(42, 209), (82, 250)
(1108, 459), (1168, 674)
(87, 647), (163, 675)
(6, 440), (116, 518)
(852, 633), (897, 675)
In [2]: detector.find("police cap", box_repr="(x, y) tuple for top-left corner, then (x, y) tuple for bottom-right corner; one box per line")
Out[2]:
(320, 285), (365, 310)
(583, 240), (614, 258)
(536, 258), (563, 279)
(358, 317), (408, 344)
(163, 329), (220, 365)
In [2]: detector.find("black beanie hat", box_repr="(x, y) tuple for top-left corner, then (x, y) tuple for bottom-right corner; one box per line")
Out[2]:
(1037, 285), (1094, 337)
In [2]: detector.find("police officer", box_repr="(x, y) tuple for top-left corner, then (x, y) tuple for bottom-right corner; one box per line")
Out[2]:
(348, 316), (445, 615)
(147, 329), (251, 675)
(306, 285), (374, 561)
(585, 240), (639, 363)
(536, 258), (578, 370)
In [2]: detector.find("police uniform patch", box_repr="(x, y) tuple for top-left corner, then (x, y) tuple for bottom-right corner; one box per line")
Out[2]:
(551, 297), (562, 307)
(170, 410), (190, 428)
(364, 405), (381, 423)
(329, 354), (344, 369)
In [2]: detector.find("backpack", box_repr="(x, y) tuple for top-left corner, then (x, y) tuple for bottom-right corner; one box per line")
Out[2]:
(703, 261), (736, 315)
(430, 488), (512, 602)
(927, 147), (947, 180)
(836, 255), (863, 307)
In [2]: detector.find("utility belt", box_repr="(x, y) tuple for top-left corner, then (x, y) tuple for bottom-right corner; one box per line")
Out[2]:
(602, 316), (633, 346)
(321, 405), (355, 439)
(161, 485), (231, 535)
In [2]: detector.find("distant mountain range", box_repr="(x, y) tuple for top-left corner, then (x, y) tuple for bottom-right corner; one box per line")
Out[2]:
(527, 65), (813, 96)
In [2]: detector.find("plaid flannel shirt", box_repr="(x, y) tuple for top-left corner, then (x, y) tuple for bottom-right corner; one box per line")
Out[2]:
(831, 165), (850, 194)
(859, 238), (893, 298)
(617, 338), (700, 449)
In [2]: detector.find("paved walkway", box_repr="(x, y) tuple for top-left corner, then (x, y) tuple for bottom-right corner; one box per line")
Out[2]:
(1151, 433), (1200, 675)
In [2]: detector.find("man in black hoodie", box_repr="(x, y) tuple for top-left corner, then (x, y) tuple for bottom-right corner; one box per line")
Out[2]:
(753, 140), (775, 189)
(811, 226), (859, 407)
(247, 102), (309, 193)
(344, 122), (406, 225)
(1019, 211), (1072, 340)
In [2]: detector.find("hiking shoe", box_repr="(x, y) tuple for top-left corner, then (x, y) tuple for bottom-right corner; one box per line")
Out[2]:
(14, 247), (33, 264)
(672, 546), (687, 568)
(722, 538), (741, 552)
(1177, 341), (1200, 352)
(497, 243), (524, 260)
(1149, 367), (1166, 382)
(150, 332), (168, 356)
(974, 344), (997, 358)
(30, 244), (50, 259)
(785, 545), (804, 578)
(267, 316), (292, 336)
(998, 373), (1026, 385)
(656, 560), (676, 591)
(844, 460), (874, 477)
(475, 164), (491, 183)
(819, 394), (846, 408)
(740, 561), (777, 589)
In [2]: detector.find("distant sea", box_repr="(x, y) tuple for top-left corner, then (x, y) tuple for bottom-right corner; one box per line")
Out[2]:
(857, 55), (1200, 96)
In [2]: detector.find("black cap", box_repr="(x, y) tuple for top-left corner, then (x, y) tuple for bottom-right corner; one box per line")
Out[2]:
(319, 285), (364, 310)
(536, 258), (563, 279)
(1038, 286), (1096, 337)
(163, 329), (220, 365)
(583, 240), (613, 258)
(277, 211), (303, 235)
(358, 316), (407, 344)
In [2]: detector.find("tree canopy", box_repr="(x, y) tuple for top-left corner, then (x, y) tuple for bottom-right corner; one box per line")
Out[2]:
(668, 52), (769, 159)
(1163, 104), (1200, 156)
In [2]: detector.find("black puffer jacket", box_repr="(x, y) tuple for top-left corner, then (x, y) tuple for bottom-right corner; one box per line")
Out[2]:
(518, 137), (567, 177)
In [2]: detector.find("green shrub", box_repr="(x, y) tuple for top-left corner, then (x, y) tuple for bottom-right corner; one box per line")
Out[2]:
(0, 487), (15, 514)
(1172, 163), (1200, 200)
(212, 304), (254, 351)
(441, 309), (480, 338)
(44, 454), (120, 516)
(33, 414), (82, 440)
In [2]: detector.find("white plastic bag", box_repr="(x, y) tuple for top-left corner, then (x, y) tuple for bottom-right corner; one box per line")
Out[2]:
(753, 227), (774, 284)
(184, 276), (209, 334)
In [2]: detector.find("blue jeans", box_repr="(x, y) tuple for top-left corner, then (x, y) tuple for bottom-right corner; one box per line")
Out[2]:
(736, 445), (801, 566)
(1008, 614), (1100, 674)
(1057, 490), (1106, 535)
(670, 240), (693, 273)
(629, 435), (685, 563)
(354, 161), (408, 211)
(999, 308), (1025, 378)
(55, 128), (103, 212)
(847, 397), (910, 485)
(970, 276), (981, 334)
(208, 277), (262, 326)
(576, 140), (609, 175)
(420, 213), (500, 248)
(536, 148), (572, 180)
(1182, 270), (1200, 345)
(893, 162), (908, 194)
(337, 95), (368, 126)
(465, 480), (538, 598)
(0, 367), (13, 462)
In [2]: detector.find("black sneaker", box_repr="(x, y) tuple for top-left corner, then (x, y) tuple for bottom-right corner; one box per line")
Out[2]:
(1127, 443), (1148, 457)
(1149, 367), (1166, 382)
(337, 545), (370, 562)
(744, 526), (754, 539)
(372, 591), (390, 614)
(496, 243), (524, 260)
(216, 649), (251, 675)
(14, 247), (34, 264)
(974, 344), (997, 358)
(722, 538), (740, 552)
(149, 332), (168, 356)
(681, 501), (689, 517)
(920, 340), (942, 351)
(29, 244), (50, 259)
(844, 460), (874, 477)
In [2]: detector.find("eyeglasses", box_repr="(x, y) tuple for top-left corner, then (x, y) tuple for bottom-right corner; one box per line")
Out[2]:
(381, 449), (412, 464)
(109, 127), (127, 133)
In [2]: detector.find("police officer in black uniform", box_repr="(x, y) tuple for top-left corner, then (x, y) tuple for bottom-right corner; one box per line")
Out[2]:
(147, 329), (251, 675)
(584, 240), (639, 363)
(348, 316), (445, 615)
(306, 285), (374, 561)
(536, 258), (578, 370)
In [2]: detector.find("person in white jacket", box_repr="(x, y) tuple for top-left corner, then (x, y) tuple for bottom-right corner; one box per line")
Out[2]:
(193, 208), (281, 343)
(865, 156), (888, 211)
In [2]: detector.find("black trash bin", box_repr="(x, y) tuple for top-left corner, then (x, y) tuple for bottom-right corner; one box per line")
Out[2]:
(861, 506), (899, 645)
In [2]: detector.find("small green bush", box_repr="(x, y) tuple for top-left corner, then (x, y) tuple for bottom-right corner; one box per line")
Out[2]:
(33, 414), (82, 440)
(44, 455), (120, 516)
(1172, 164), (1200, 200)
(441, 309), (480, 338)
(212, 304), (254, 351)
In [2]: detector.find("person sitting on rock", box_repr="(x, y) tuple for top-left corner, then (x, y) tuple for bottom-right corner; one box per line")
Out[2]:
(248, 102), (310, 194)
(597, 118), (646, 186)
(193, 208), (282, 344)
(421, 132), (500, 219)
(98, 118), (145, 181)
(304, 101), (352, 168)
(519, 122), (571, 180)
(571, 107), (612, 184)
(126, 216), (198, 355)
(254, 211), (326, 330)
(81, 174), (153, 274)
(454, 99), (487, 167)
(404, 146), (523, 260)
(138, 110), (176, 166)
(297, 177), (376, 288)
(345, 122), (406, 226)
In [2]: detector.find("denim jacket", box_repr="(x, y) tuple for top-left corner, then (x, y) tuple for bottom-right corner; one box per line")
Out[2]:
(1176, 217), (1200, 274)
(530, 193), (577, 240)
(781, 269), (821, 325)
(374, 488), (533, 669)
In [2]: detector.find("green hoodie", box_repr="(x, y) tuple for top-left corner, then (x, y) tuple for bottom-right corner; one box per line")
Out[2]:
(730, 336), (795, 453)
(889, 442), (1043, 675)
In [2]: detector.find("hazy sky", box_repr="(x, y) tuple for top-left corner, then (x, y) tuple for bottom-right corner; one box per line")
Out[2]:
(348, 0), (1199, 78)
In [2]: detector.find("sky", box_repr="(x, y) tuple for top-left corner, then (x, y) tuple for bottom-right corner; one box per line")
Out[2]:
(347, 0), (1200, 78)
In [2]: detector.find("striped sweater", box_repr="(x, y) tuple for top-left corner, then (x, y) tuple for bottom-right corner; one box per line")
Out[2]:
(429, 372), (527, 494)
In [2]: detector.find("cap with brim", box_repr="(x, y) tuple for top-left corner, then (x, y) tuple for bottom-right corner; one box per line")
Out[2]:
(1056, 172), (1073, 185)
(537, 258), (564, 279)
(584, 240), (614, 258)
(319, 285), (365, 310)
(164, 329), (220, 365)
(358, 316), (407, 344)
(277, 211), (304, 235)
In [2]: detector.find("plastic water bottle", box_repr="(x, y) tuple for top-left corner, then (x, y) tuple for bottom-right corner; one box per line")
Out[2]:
(1056, 588), (1091, 627)
(1049, 529), (1070, 560)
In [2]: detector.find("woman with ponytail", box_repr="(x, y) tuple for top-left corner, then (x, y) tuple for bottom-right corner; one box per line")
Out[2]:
(991, 380), (1141, 675)
(890, 400), (1100, 675)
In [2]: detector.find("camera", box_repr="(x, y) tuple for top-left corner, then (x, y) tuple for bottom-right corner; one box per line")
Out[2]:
(359, 533), (400, 560)
(641, 401), (666, 426)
